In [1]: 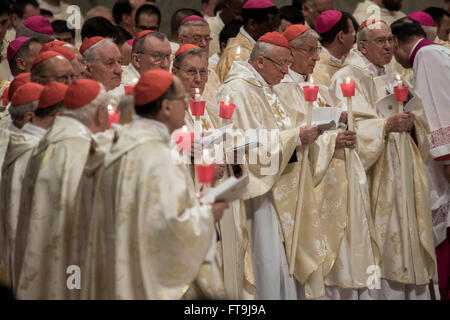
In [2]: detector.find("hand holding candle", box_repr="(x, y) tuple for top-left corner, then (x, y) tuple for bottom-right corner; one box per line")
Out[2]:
(219, 95), (236, 119)
(190, 88), (206, 116)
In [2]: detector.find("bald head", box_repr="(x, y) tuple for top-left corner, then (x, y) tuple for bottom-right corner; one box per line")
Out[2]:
(249, 42), (293, 86)
(31, 56), (75, 85)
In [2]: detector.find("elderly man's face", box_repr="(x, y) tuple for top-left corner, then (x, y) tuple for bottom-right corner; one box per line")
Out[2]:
(87, 42), (123, 91)
(38, 56), (75, 85)
(257, 46), (293, 86)
(173, 54), (208, 99)
(180, 25), (212, 55)
(290, 36), (321, 75)
(133, 36), (172, 73)
(358, 23), (393, 67)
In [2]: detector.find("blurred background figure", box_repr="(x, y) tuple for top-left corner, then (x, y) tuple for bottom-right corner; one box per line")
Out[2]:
(278, 5), (304, 32)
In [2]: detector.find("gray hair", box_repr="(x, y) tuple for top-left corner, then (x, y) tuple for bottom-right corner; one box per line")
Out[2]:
(132, 31), (167, 54)
(82, 38), (116, 65)
(249, 42), (278, 62)
(356, 20), (388, 42)
(9, 101), (39, 121)
(289, 28), (320, 47)
(31, 55), (69, 81)
(61, 85), (110, 126)
(173, 47), (208, 69)
(15, 22), (55, 44)
(178, 20), (209, 37)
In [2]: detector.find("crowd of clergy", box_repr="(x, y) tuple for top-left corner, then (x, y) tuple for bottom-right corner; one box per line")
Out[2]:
(0, 0), (449, 300)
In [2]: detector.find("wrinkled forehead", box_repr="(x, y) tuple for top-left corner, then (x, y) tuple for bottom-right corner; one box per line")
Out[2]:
(180, 53), (208, 69)
(96, 42), (121, 58)
(188, 24), (211, 36)
(366, 22), (392, 39)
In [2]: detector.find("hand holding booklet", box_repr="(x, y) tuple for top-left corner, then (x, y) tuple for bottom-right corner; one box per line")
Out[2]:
(201, 174), (249, 203)
(311, 107), (342, 131)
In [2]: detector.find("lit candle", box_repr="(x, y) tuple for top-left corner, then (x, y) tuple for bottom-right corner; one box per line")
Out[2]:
(190, 88), (206, 117)
(107, 104), (119, 129)
(302, 76), (319, 102)
(396, 73), (403, 88)
(219, 95), (236, 119)
(393, 74), (408, 104)
(236, 46), (241, 58)
(194, 88), (201, 101)
(131, 78), (138, 85)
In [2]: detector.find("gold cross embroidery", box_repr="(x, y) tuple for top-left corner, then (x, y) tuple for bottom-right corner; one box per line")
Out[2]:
(201, 118), (211, 131)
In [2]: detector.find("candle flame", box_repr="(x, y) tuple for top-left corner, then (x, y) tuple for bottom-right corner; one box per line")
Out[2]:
(182, 125), (187, 132)
(195, 88), (200, 94)
(396, 74), (401, 81)
(345, 76), (350, 83)
(309, 76), (314, 84)
(237, 46), (241, 55)
(107, 104), (113, 112)
(226, 95), (229, 102)
(203, 149), (209, 157)
(132, 78), (138, 84)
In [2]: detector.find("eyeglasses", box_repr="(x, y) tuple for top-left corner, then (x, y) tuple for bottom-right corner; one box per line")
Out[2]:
(137, 52), (172, 63)
(360, 37), (394, 47)
(262, 56), (292, 68)
(191, 36), (213, 44)
(291, 45), (322, 55)
(174, 66), (208, 79)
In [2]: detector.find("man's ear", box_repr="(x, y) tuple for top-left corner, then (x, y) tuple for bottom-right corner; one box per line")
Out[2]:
(256, 55), (265, 69)
(10, 14), (20, 29)
(131, 53), (140, 69)
(178, 35), (185, 46)
(24, 111), (34, 124)
(160, 98), (171, 119)
(15, 57), (26, 72)
(84, 63), (93, 78)
(357, 41), (367, 54)
(122, 13), (132, 26)
(337, 30), (345, 44)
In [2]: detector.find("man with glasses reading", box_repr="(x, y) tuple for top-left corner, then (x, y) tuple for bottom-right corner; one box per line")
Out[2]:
(217, 31), (324, 299)
(329, 19), (435, 300)
(275, 24), (378, 300)
(122, 30), (172, 86)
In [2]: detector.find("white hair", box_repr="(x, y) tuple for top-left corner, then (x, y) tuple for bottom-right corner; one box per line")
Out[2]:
(356, 20), (388, 42)
(178, 20), (209, 37)
(249, 42), (279, 62)
(82, 38), (116, 65)
(9, 101), (38, 121)
(289, 29), (320, 47)
(61, 84), (110, 126)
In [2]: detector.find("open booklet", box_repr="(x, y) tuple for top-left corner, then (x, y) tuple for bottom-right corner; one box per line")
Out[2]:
(311, 107), (342, 131)
(201, 174), (249, 203)
(375, 91), (417, 118)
